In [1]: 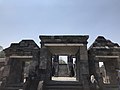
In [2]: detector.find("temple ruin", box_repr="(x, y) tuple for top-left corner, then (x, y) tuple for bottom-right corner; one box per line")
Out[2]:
(0, 35), (120, 90)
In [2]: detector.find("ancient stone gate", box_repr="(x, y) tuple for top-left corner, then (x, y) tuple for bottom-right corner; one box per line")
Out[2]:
(39, 35), (89, 90)
(0, 35), (120, 90)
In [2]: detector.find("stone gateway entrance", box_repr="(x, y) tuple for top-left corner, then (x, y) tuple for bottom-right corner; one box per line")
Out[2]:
(0, 35), (120, 90)
(39, 35), (89, 90)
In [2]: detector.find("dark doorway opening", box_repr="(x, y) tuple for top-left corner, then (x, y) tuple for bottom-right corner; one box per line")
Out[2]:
(52, 55), (76, 81)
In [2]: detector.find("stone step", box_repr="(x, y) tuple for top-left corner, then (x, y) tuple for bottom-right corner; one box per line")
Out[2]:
(0, 87), (23, 90)
(0, 83), (23, 90)
(46, 86), (82, 90)
(45, 81), (83, 90)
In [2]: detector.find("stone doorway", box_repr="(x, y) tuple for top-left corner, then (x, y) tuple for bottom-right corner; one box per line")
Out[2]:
(39, 35), (90, 90)
(98, 58), (118, 85)
(51, 55), (76, 81)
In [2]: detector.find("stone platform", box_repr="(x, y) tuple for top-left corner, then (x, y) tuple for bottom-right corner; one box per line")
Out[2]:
(52, 77), (76, 81)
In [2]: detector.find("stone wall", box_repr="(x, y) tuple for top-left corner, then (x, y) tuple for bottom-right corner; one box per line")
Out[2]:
(88, 36), (120, 90)
(1, 35), (120, 90)
(0, 58), (5, 80)
(0, 40), (40, 90)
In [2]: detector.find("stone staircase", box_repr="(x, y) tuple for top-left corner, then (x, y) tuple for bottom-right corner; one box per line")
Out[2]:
(44, 81), (83, 90)
(0, 83), (23, 90)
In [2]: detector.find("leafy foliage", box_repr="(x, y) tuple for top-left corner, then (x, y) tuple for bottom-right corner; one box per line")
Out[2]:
(0, 46), (3, 51)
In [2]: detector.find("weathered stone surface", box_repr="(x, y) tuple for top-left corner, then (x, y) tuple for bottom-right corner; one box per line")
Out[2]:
(39, 35), (90, 90)
(88, 36), (120, 90)
(0, 40), (39, 90)
(1, 35), (120, 90)
(0, 58), (5, 80)
(39, 35), (89, 45)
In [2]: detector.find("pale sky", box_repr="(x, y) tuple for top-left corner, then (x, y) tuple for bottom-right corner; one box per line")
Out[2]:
(0, 0), (120, 48)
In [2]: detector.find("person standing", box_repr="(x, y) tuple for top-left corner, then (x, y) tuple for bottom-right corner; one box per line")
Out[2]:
(90, 75), (99, 90)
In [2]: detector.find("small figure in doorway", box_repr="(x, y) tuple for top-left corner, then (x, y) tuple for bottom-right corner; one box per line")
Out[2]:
(90, 75), (99, 90)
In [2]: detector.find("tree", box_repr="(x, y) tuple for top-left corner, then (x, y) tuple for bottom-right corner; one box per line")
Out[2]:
(0, 46), (3, 52)
(0, 46), (5, 58)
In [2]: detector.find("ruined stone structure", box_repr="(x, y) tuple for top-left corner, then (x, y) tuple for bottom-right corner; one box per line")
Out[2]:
(0, 40), (40, 90)
(39, 35), (89, 90)
(0, 35), (120, 90)
(88, 36), (120, 90)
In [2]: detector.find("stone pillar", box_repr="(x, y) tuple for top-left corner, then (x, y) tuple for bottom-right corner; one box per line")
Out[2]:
(76, 52), (80, 81)
(39, 47), (52, 81)
(67, 55), (74, 77)
(94, 60), (100, 80)
(94, 57), (105, 90)
(6, 58), (24, 84)
(0, 57), (25, 90)
(104, 61), (117, 85)
(52, 55), (59, 77)
(117, 55), (120, 77)
(79, 46), (90, 90)
(117, 55), (120, 90)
